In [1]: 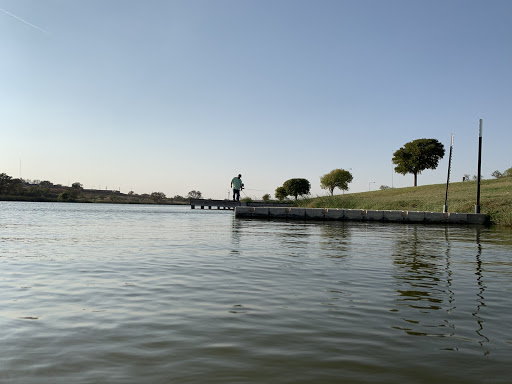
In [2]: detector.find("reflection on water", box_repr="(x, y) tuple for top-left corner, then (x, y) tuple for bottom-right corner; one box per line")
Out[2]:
(390, 225), (499, 356)
(473, 230), (490, 353)
(1, 202), (512, 384)
(392, 226), (448, 318)
(318, 222), (352, 256)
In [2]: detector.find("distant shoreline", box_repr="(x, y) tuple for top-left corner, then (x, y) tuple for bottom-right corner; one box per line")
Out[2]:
(0, 195), (188, 206)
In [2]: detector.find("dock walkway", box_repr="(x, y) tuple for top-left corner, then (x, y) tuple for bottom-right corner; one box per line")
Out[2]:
(189, 199), (291, 210)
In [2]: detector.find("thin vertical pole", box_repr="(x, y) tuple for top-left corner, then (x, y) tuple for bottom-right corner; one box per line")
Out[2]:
(443, 134), (454, 213)
(475, 119), (483, 213)
(391, 151), (394, 188)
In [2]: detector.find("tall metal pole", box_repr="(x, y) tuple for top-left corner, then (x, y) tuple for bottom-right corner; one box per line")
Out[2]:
(475, 119), (483, 213)
(391, 151), (394, 188)
(443, 134), (454, 213)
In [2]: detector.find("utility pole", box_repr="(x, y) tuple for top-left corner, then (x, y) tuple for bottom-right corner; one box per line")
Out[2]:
(475, 119), (483, 213)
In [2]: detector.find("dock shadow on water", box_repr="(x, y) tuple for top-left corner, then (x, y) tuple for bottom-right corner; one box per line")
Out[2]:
(1, 202), (512, 384)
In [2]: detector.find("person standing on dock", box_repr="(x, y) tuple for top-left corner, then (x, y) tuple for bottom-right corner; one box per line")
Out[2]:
(231, 174), (243, 202)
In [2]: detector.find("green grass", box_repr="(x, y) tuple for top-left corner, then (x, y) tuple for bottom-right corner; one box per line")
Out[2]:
(296, 177), (512, 227)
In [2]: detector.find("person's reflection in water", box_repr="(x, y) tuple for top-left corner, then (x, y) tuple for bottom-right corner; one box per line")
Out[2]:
(230, 216), (243, 256)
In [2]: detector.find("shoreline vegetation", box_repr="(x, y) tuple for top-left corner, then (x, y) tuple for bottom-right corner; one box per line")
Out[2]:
(296, 177), (512, 227)
(0, 193), (189, 205)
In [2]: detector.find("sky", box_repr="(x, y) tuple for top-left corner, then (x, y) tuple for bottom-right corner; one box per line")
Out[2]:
(1, 0), (511, 200)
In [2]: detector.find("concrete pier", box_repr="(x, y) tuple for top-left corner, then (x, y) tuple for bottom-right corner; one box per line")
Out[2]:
(235, 207), (489, 225)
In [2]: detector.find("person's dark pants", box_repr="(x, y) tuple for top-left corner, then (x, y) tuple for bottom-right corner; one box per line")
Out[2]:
(233, 189), (240, 202)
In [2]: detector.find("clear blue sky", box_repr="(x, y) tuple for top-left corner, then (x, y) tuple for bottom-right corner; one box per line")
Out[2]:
(1, 0), (511, 199)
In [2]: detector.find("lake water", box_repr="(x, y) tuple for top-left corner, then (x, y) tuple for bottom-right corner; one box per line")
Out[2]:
(1, 202), (512, 384)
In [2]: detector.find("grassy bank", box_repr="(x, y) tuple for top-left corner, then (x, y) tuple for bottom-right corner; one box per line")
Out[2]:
(297, 177), (512, 227)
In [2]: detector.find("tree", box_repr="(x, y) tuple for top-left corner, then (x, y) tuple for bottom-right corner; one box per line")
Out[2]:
(0, 173), (13, 194)
(70, 182), (83, 198)
(392, 138), (445, 186)
(275, 186), (288, 201)
(0, 173), (24, 195)
(59, 190), (71, 201)
(28, 185), (48, 197)
(282, 178), (311, 200)
(379, 185), (391, 190)
(320, 169), (353, 196)
(8, 178), (23, 195)
(491, 170), (503, 179)
(39, 180), (53, 187)
(150, 192), (166, 202)
(262, 194), (271, 202)
(504, 167), (512, 178)
(187, 190), (202, 199)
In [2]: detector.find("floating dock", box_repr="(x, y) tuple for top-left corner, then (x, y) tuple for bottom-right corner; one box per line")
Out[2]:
(235, 206), (489, 225)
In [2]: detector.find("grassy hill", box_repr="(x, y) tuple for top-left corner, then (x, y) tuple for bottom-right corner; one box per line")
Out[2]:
(297, 177), (512, 226)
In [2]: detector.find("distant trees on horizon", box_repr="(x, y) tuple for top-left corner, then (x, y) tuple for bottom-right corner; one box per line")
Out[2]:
(491, 167), (512, 179)
(0, 173), (23, 195)
(0, 171), (204, 204)
(187, 190), (202, 199)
